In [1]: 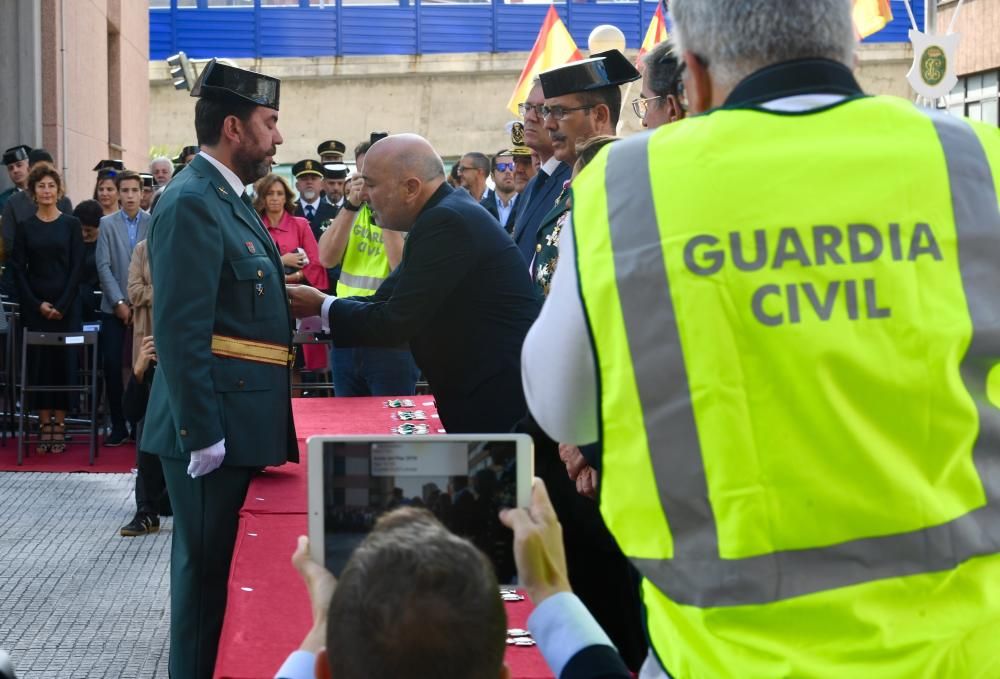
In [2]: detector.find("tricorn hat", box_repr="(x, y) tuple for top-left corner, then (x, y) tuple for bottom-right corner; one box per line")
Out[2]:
(140, 173), (155, 189)
(93, 159), (125, 172)
(190, 59), (280, 110)
(292, 159), (325, 178)
(2, 145), (31, 165)
(539, 49), (640, 99)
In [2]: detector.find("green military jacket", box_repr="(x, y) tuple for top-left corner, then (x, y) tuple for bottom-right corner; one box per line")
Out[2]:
(532, 181), (572, 300)
(143, 154), (298, 467)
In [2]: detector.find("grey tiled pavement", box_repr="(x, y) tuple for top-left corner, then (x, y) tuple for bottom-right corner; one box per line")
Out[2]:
(0, 472), (172, 678)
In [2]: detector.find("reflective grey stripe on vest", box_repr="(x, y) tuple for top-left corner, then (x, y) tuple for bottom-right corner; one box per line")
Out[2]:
(604, 112), (1000, 608)
(337, 271), (385, 292)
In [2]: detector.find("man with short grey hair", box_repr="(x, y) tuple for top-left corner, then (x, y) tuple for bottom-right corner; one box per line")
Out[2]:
(523, 0), (1000, 677)
(149, 156), (173, 188)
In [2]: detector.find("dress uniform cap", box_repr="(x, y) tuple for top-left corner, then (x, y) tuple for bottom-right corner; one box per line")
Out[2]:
(190, 59), (280, 111)
(506, 122), (533, 157)
(139, 173), (155, 189)
(293, 159), (324, 178)
(2, 145), (31, 165)
(93, 159), (125, 172)
(317, 140), (346, 156)
(323, 163), (349, 180)
(539, 49), (640, 98)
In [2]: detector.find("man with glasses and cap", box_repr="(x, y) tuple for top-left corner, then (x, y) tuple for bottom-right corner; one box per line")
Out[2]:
(508, 122), (537, 196)
(0, 145), (31, 212)
(142, 59), (297, 679)
(510, 80), (572, 268)
(518, 48), (650, 673)
(293, 158), (338, 244)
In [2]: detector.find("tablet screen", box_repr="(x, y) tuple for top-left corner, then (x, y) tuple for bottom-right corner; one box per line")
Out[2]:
(319, 439), (520, 582)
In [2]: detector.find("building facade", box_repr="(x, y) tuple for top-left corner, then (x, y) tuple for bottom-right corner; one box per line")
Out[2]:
(0, 0), (150, 202)
(938, 0), (999, 127)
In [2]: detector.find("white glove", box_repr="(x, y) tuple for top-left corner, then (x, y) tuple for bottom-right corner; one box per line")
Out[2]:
(188, 438), (226, 478)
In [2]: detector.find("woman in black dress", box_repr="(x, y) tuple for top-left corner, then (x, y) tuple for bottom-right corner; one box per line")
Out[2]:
(11, 164), (85, 453)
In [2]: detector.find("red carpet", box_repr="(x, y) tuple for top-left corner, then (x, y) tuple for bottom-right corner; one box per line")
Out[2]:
(0, 439), (136, 473)
(215, 397), (553, 679)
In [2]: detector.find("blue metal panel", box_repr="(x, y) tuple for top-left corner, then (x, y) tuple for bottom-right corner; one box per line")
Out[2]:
(258, 7), (337, 57)
(494, 4), (560, 54)
(340, 6), (417, 55)
(150, 10), (173, 58)
(174, 8), (257, 58)
(149, 1), (920, 60)
(863, 0), (923, 44)
(568, 3), (642, 51)
(420, 5), (492, 54)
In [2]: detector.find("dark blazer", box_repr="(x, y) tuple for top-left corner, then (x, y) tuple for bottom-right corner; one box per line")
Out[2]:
(294, 196), (339, 244)
(143, 154), (298, 466)
(561, 645), (634, 679)
(479, 189), (518, 233)
(327, 183), (540, 433)
(510, 161), (570, 266)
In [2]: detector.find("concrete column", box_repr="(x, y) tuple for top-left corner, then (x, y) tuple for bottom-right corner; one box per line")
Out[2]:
(0, 0), (42, 192)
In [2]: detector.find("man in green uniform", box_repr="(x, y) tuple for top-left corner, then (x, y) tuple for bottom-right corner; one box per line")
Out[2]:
(143, 59), (297, 679)
(531, 50), (639, 298)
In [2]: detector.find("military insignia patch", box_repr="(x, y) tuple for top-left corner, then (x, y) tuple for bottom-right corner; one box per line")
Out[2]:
(217, 185), (228, 195)
(255, 283), (264, 296)
(245, 241), (256, 254)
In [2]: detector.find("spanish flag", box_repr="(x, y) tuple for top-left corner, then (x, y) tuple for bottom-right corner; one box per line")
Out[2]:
(506, 5), (583, 115)
(637, 3), (669, 66)
(853, 0), (893, 38)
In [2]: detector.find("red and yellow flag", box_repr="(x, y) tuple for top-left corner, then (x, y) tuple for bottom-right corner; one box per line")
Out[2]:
(637, 3), (669, 66)
(853, 0), (894, 38)
(507, 5), (583, 115)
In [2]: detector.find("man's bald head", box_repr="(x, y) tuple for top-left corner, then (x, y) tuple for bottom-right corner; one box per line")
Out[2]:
(360, 134), (447, 232)
(366, 133), (445, 184)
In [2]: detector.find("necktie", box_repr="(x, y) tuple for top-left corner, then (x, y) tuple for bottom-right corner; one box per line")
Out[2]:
(305, 204), (315, 220)
(535, 169), (550, 189)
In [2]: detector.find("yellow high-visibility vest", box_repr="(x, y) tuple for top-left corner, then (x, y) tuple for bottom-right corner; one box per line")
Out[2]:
(571, 95), (1000, 678)
(337, 204), (391, 297)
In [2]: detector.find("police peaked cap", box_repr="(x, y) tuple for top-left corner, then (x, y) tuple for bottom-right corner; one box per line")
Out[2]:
(190, 59), (280, 111)
(539, 49), (641, 98)
(140, 173), (155, 189)
(317, 140), (346, 157)
(293, 159), (325, 178)
(2, 145), (31, 165)
(323, 163), (349, 180)
(506, 122), (532, 157)
(93, 159), (125, 172)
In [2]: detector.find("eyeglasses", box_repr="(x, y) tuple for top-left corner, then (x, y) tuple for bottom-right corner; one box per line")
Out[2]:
(540, 104), (595, 121)
(495, 162), (515, 172)
(631, 95), (663, 119)
(518, 102), (545, 118)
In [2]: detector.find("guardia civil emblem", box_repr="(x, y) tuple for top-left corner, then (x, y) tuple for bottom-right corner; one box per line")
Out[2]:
(907, 30), (960, 101)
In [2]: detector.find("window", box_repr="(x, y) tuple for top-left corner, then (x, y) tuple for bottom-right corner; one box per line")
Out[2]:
(942, 70), (1000, 126)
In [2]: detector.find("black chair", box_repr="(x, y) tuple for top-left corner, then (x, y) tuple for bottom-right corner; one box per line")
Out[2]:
(17, 329), (100, 465)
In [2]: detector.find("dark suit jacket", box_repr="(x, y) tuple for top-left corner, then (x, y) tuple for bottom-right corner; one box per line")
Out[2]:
(327, 183), (540, 433)
(479, 189), (518, 233)
(510, 161), (570, 266)
(294, 196), (339, 244)
(562, 645), (634, 679)
(143, 154), (298, 466)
